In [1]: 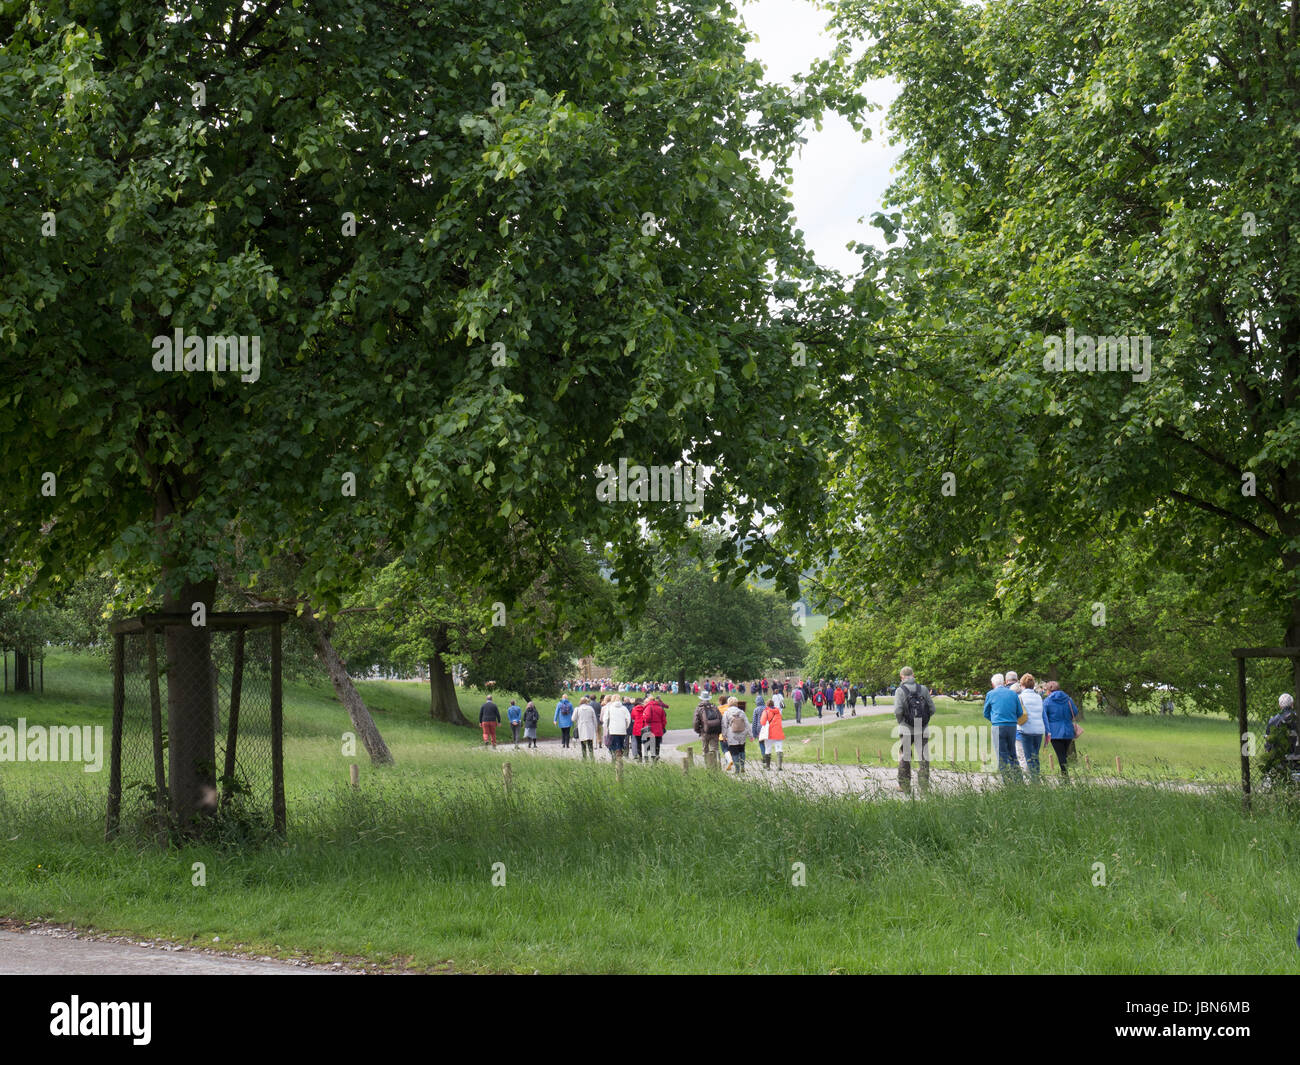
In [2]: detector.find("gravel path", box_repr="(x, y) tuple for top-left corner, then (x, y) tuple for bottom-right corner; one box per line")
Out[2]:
(479, 715), (1219, 797)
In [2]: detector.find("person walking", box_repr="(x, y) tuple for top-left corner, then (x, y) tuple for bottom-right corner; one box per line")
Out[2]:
(1041, 680), (1080, 780)
(602, 694), (632, 763)
(893, 666), (936, 792)
(752, 694), (767, 762)
(630, 697), (648, 761)
(812, 687), (824, 718)
(554, 693), (574, 749)
(507, 698), (523, 747)
(792, 684), (804, 724)
(693, 694), (724, 769)
(522, 700), (540, 749)
(479, 694), (501, 748)
(759, 698), (785, 770)
(983, 673), (1022, 783)
(833, 683), (846, 718)
(722, 697), (749, 773)
(1016, 674), (1047, 779)
(573, 695), (599, 760)
(643, 694), (668, 761)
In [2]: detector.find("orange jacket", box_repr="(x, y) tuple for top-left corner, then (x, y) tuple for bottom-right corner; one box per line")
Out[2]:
(760, 706), (785, 740)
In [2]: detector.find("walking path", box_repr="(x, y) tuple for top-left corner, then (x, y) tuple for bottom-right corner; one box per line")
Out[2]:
(482, 711), (1219, 797)
(0, 924), (340, 974)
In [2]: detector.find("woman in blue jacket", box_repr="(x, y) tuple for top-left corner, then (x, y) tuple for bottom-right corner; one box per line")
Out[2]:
(1041, 681), (1080, 779)
(507, 700), (523, 748)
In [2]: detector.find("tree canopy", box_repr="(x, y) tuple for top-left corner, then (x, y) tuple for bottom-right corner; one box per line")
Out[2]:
(817, 0), (1300, 669)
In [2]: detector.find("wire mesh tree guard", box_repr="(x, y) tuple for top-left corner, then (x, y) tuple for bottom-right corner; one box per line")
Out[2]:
(106, 610), (291, 843)
(1231, 646), (1300, 811)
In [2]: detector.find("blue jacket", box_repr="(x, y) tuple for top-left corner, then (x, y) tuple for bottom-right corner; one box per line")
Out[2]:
(554, 699), (574, 727)
(507, 703), (522, 724)
(983, 686), (1021, 726)
(1042, 691), (1078, 740)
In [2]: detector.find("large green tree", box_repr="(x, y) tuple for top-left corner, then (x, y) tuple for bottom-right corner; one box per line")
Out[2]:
(595, 536), (807, 683)
(2, 1), (839, 831)
(819, 0), (1300, 682)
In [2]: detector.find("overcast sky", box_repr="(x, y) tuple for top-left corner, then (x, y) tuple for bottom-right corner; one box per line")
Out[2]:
(740, 0), (901, 274)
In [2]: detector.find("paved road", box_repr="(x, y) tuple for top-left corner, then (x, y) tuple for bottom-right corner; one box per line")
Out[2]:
(0, 930), (332, 974)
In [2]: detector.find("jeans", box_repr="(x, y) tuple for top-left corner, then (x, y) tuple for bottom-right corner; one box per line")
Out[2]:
(560, 726), (571, 748)
(728, 744), (746, 771)
(510, 723), (520, 744)
(647, 734), (662, 758)
(1019, 732), (1043, 777)
(794, 703), (802, 723)
(994, 725), (1021, 782)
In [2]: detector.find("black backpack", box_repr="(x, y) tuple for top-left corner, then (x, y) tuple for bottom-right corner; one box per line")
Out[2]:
(901, 683), (931, 725)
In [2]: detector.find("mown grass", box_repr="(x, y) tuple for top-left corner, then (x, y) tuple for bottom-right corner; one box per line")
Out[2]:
(1, 652), (1296, 973)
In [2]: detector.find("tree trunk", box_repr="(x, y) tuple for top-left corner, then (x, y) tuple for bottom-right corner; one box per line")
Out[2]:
(162, 576), (219, 834)
(1098, 689), (1129, 716)
(13, 649), (30, 693)
(428, 626), (471, 726)
(302, 612), (395, 765)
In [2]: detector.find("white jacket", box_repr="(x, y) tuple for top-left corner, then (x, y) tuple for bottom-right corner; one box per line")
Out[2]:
(1017, 690), (1046, 735)
(602, 701), (631, 736)
(573, 703), (599, 742)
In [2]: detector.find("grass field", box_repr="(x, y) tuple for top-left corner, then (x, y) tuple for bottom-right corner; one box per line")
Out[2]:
(1, 652), (1297, 973)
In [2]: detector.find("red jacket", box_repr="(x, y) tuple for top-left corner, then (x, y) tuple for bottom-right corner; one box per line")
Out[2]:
(630, 704), (647, 733)
(644, 700), (668, 736)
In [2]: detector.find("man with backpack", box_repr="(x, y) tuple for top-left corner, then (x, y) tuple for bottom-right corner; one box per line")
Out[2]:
(792, 684), (803, 724)
(693, 695), (725, 769)
(893, 666), (936, 793)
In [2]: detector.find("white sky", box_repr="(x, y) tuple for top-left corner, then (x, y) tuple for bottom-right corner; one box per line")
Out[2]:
(740, 0), (902, 274)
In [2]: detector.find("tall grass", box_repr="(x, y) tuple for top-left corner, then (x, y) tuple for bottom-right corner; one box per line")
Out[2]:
(2, 753), (1298, 973)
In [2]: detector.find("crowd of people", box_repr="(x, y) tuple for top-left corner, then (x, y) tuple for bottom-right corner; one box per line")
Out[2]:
(476, 690), (670, 760)
(888, 666), (1083, 792)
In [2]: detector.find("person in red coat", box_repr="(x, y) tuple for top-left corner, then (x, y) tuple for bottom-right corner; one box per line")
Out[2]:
(630, 700), (648, 761)
(643, 696), (668, 762)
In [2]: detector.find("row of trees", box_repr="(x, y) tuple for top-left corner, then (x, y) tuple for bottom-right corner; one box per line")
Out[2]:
(807, 533), (1276, 714)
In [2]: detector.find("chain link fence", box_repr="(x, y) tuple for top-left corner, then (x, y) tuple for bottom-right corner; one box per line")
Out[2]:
(107, 612), (287, 843)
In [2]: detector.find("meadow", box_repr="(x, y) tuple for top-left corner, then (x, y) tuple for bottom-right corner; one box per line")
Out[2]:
(1, 652), (1296, 974)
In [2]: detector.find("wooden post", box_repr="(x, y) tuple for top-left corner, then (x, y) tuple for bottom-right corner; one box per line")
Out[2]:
(1085, 753), (1092, 771)
(686, 748), (694, 767)
(615, 757), (624, 784)
(682, 754), (690, 775)
(856, 746), (860, 765)
(877, 747), (883, 763)
(146, 628), (168, 845)
(105, 632), (125, 840)
(1115, 755), (1122, 775)
(503, 762), (512, 796)
(270, 621), (286, 835)
(833, 747), (838, 763)
(220, 627), (245, 808)
(1237, 654), (1250, 810)
(349, 763), (359, 788)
